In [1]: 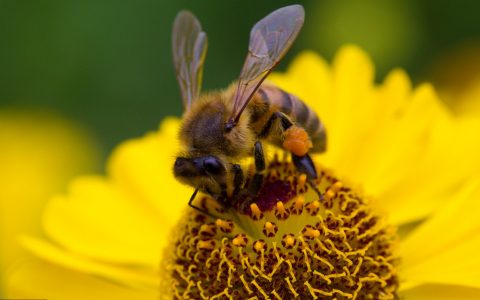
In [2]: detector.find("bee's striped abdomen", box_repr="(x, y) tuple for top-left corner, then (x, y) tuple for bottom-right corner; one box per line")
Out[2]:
(257, 84), (326, 153)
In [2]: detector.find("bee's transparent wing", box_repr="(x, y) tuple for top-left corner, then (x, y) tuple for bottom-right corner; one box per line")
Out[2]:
(229, 5), (304, 123)
(172, 10), (208, 110)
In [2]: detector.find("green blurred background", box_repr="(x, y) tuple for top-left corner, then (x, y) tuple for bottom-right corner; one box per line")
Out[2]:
(1, 0), (480, 158)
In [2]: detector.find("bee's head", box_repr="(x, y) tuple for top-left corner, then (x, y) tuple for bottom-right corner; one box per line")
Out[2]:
(173, 155), (228, 196)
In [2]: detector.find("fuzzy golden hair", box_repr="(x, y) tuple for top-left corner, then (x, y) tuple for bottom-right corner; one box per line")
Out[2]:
(178, 83), (256, 161)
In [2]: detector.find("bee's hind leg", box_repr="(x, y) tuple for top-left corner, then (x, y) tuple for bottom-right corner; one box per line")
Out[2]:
(292, 154), (317, 180)
(274, 112), (319, 181)
(292, 154), (323, 200)
(260, 111), (321, 200)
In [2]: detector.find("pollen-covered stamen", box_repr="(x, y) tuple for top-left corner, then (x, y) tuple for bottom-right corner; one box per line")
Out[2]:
(166, 157), (399, 299)
(290, 195), (305, 215)
(252, 240), (267, 254)
(274, 201), (290, 220)
(306, 199), (321, 216)
(232, 234), (248, 247)
(215, 219), (234, 233)
(263, 221), (278, 238)
(249, 203), (264, 220)
(282, 234), (296, 249)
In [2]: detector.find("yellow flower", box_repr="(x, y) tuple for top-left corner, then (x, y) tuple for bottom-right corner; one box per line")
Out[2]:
(0, 109), (100, 295)
(6, 46), (480, 299)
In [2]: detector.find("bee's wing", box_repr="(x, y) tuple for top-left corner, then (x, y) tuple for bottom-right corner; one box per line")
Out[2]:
(172, 11), (208, 110)
(229, 5), (304, 124)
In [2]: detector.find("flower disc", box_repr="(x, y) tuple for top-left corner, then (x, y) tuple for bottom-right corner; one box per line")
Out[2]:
(165, 158), (399, 299)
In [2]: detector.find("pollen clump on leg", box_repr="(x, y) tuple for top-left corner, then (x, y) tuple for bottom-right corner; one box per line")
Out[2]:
(283, 125), (313, 156)
(164, 157), (399, 299)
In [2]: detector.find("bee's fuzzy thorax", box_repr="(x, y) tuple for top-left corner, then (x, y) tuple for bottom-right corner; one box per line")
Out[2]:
(179, 84), (256, 159)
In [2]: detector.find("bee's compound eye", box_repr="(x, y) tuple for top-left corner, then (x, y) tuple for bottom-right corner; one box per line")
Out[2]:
(203, 156), (224, 175)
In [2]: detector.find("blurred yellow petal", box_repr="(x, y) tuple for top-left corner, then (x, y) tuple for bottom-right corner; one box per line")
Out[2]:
(402, 234), (480, 289)
(456, 78), (480, 114)
(379, 115), (480, 224)
(428, 42), (480, 112)
(20, 237), (158, 289)
(268, 50), (332, 119)
(327, 45), (376, 168)
(108, 118), (188, 226)
(400, 180), (480, 289)
(42, 176), (168, 267)
(0, 109), (100, 291)
(6, 118), (189, 295)
(6, 257), (157, 300)
(272, 46), (476, 225)
(344, 69), (412, 194)
(401, 284), (480, 300)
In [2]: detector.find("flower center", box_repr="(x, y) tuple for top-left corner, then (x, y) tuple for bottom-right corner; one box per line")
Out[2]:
(164, 157), (399, 299)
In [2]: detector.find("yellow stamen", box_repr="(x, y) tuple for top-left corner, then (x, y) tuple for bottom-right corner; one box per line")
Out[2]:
(232, 234), (248, 247)
(262, 221), (278, 238)
(290, 195), (304, 214)
(274, 201), (289, 220)
(215, 219), (234, 233)
(249, 203), (263, 220)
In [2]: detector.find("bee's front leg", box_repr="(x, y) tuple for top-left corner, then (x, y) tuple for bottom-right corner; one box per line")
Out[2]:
(188, 189), (217, 219)
(248, 141), (266, 195)
(233, 142), (265, 213)
(232, 164), (244, 196)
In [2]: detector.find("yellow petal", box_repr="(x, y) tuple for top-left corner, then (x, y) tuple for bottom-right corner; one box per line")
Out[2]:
(402, 234), (480, 288)
(0, 109), (100, 285)
(42, 176), (168, 267)
(107, 118), (189, 226)
(400, 284), (480, 300)
(41, 118), (191, 268)
(20, 236), (159, 289)
(269, 47), (475, 227)
(456, 78), (480, 115)
(400, 180), (480, 288)
(5, 257), (157, 300)
(315, 69), (408, 207)
(362, 84), (454, 224)
(270, 50), (332, 120)
(321, 45), (375, 167)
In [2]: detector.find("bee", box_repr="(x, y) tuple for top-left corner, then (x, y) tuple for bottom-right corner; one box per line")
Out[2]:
(172, 5), (326, 214)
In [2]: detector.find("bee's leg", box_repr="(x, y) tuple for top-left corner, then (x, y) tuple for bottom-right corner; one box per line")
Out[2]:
(188, 188), (217, 219)
(259, 112), (278, 138)
(291, 154), (317, 180)
(232, 164), (244, 196)
(232, 163), (254, 213)
(231, 142), (266, 213)
(308, 178), (324, 201)
(247, 141), (266, 196)
(259, 112), (321, 200)
(277, 112), (294, 130)
(259, 111), (292, 137)
(274, 112), (318, 180)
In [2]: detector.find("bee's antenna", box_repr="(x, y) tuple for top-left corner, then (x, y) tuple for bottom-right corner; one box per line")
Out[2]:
(225, 118), (236, 132)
